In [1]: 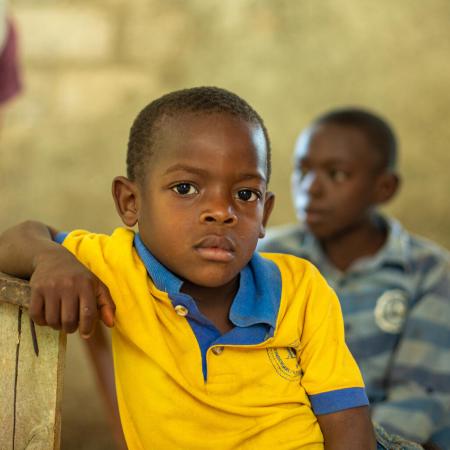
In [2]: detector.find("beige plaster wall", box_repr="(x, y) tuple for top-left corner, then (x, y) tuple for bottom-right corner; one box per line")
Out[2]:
(2, 0), (450, 246)
(1, 1), (449, 448)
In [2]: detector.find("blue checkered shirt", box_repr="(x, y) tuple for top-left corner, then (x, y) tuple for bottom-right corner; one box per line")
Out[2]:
(258, 215), (450, 448)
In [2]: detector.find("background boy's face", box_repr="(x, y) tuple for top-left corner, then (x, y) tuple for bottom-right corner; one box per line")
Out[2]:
(291, 123), (384, 240)
(136, 112), (273, 288)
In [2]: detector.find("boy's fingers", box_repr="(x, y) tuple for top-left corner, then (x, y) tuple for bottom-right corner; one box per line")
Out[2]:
(97, 283), (115, 328)
(29, 290), (46, 326)
(44, 292), (62, 330)
(79, 293), (99, 339)
(61, 293), (80, 334)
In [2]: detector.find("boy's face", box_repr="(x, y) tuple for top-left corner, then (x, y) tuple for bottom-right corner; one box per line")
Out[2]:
(292, 123), (386, 240)
(134, 112), (274, 288)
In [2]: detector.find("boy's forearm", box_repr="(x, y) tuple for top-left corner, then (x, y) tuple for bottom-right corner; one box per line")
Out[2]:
(0, 220), (59, 278)
(0, 221), (115, 335)
(317, 406), (376, 450)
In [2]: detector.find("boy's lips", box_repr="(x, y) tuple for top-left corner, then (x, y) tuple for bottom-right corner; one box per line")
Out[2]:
(193, 235), (236, 262)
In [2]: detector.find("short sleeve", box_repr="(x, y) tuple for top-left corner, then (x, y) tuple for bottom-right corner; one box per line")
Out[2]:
(298, 266), (369, 415)
(60, 229), (112, 278)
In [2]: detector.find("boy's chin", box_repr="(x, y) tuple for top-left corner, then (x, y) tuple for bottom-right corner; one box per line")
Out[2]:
(181, 269), (240, 290)
(304, 222), (334, 240)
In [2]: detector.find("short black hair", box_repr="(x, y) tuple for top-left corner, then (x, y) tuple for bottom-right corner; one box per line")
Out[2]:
(313, 107), (397, 171)
(127, 86), (271, 183)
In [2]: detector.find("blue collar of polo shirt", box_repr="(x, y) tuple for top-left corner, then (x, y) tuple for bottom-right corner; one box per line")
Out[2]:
(133, 233), (183, 294)
(133, 233), (281, 330)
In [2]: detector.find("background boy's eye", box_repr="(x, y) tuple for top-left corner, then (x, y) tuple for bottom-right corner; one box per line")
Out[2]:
(330, 170), (348, 182)
(298, 166), (309, 177)
(171, 183), (198, 195)
(294, 162), (310, 179)
(236, 189), (259, 202)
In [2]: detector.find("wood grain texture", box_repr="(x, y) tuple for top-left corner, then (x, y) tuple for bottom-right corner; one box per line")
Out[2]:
(0, 273), (31, 309)
(0, 274), (66, 450)
(0, 303), (17, 449)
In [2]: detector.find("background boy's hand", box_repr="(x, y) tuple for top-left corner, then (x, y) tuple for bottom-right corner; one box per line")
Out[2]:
(29, 246), (115, 338)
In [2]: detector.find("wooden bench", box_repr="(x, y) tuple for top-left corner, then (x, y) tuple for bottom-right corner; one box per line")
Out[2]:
(0, 273), (66, 450)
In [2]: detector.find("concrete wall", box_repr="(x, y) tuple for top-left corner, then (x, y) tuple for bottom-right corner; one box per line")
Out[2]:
(2, 1), (450, 448)
(3, 0), (450, 246)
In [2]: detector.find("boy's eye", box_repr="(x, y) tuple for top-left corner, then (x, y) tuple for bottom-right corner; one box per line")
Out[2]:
(236, 189), (260, 202)
(171, 183), (198, 196)
(330, 170), (348, 182)
(294, 166), (309, 180)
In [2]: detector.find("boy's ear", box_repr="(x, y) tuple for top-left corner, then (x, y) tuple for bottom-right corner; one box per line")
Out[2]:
(112, 176), (140, 227)
(259, 191), (275, 238)
(374, 172), (401, 204)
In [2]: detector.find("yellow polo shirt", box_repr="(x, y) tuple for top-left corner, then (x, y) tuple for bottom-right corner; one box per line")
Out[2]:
(60, 227), (367, 450)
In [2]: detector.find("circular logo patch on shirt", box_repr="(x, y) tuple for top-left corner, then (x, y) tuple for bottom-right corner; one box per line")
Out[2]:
(374, 289), (408, 334)
(266, 346), (302, 381)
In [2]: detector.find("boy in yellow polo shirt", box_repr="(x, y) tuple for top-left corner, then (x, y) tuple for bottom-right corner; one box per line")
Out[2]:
(0, 87), (376, 449)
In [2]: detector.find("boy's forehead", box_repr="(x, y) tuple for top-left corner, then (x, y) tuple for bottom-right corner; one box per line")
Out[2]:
(153, 111), (268, 170)
(295, 123), (379, 166)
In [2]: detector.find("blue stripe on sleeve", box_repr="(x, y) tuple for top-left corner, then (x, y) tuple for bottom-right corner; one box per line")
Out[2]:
(310, 387), (369, 415)
(54, 231), (68, 244)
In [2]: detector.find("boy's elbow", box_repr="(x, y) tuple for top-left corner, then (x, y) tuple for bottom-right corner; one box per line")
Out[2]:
(21, 220), (54, 236)
(3, 220), (57, 241)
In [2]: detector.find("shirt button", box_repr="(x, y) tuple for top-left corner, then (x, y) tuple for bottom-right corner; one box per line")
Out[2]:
(174, 305), (188, 317)
(212, 346), (224, 355)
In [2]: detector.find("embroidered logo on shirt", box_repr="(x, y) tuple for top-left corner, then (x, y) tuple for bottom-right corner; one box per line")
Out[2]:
(374, 289), (408, 334)
(266, 341), (302, 381)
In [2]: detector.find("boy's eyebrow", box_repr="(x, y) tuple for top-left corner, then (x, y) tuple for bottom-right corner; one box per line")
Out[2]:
(297, 156), (352, 166)
(164, 164), (209, 177)
(164, 163), (267, 181)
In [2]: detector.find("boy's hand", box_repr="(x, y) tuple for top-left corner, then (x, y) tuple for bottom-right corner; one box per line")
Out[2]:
(29, 247), (115, 338)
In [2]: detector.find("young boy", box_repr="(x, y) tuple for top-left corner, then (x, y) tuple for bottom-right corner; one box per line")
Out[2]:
(0, 88), (377, 449)
(258, 108), (450, 450)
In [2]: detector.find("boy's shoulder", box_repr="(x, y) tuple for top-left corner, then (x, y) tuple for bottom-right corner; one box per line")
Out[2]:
(61, 227), (136, 267)
(63, 227), (134, 245)
(405, 229), (449, 259)
(402, 228), (450, 280)
(258, 250), (326, 292)
(391, 218), (450, 270)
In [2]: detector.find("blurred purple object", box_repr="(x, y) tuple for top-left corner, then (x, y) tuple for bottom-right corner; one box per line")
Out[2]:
(0, 18), (22, 105)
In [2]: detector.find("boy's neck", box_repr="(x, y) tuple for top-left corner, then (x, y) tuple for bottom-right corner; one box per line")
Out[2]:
(319, 216), (387, 272)
(180, 276), (239, 334)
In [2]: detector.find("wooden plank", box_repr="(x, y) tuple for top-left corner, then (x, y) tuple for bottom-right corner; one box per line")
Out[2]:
(0, 303), (18, 449)
(0, 273), (31, 308)
(0, 273), (66, 450)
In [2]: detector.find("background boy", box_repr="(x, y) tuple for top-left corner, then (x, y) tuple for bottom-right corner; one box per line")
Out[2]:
(0, 88), (376, 449)
(258, 108), (450, 450)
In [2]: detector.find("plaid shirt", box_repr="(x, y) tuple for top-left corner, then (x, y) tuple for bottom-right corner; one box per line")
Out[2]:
(258, 215), (450, 448)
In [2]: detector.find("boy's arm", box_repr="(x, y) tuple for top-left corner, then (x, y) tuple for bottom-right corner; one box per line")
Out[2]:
(317, 406), (376, 450)
(0, 220), (115, 337)
(296, 264), (376, 448)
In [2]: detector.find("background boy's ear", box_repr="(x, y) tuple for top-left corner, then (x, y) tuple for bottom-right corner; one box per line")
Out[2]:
(259, 191), (275, 238)
(374, 172), (401, 205)
(112, 176), (140, 227)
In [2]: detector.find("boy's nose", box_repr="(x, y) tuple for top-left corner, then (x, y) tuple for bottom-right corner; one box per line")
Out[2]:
(301, 171), (323, 197)
(199, 200), (238, 226)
